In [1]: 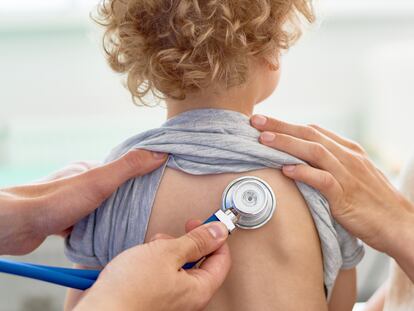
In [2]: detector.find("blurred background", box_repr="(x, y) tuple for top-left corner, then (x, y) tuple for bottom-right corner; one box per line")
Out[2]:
(1, 0), (414, 310)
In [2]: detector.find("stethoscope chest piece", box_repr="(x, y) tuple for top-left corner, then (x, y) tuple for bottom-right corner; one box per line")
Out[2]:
(0, 177), (278, 283)
(222, 176), (276, 229)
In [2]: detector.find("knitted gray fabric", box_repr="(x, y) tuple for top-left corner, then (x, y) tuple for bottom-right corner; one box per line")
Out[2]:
(65, 109), (364, 298)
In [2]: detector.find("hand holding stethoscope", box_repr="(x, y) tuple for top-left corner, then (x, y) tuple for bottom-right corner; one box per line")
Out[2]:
(1, 171), (275, 285)
(76, 220), (230, 311)
(251, 114), (414, 282)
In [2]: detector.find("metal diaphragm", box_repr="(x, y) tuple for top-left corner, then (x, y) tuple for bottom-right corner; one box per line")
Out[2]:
(221, 176), (276, 229)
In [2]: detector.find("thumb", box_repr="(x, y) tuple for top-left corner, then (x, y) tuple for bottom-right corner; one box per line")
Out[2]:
(74, 149), (167, 201)
(282, 164), (342, 204)
(37, 150), (167, 236)
(173, 222), (228, 267)
(103, 149), (168, 185)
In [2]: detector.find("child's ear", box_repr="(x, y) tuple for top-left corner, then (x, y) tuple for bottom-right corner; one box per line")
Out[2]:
(267, 62), (279, 72)
(258, 56), (279, 72)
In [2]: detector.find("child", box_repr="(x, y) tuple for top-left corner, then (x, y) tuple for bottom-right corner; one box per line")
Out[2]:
(65, 0), (364, 310)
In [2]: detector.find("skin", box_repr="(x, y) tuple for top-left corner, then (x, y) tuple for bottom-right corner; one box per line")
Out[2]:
(365, 282), (388, 311)
(75, 221), (231, 311)
(150, 168), (329, 311)
(67, 57), (356, 310)
(328, 269), (357, 311)
(250, 114), (414, 282)
(0, 150), (232, 310)
(0, 149), (166, 255)
(381, 163), (414, 311)
(167, 58), (281, 118)
(384, 261), (414, 311)
(66, 168), (330, 311)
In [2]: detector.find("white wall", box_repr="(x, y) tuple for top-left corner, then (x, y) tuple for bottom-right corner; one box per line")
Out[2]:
(1, 6), (414, 179)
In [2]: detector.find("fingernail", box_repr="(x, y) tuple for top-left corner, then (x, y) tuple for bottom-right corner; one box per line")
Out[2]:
(207, 223), (227, 239)
(283, 165), (296, 173)
(260, 132), (276, 143)
(251, 115), (267, 126)
(152, 152), (167, 159)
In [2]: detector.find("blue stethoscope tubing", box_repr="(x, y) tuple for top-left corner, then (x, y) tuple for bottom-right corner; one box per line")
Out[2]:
(0, 176), (275, 290)
(0, 259), (100, 290)
(0, 214), (220, 290)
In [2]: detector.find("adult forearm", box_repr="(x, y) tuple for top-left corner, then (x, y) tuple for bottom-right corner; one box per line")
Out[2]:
(387, 205), (414, 283)
(0, 150), (166, 255)
(74, 286), (142, 311)
(0, 190), (40, 255)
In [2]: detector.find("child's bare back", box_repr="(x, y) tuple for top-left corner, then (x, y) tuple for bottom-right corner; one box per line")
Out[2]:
(149, 168), (327, 310)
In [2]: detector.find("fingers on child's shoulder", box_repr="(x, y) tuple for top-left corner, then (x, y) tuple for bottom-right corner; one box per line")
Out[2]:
(99, 149), (167, 184)
(122, 150), (166, 172)
(251, 115), (285, 132)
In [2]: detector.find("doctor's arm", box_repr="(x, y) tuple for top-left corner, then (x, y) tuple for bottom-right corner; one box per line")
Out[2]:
(0, 150), (167, 255)
(251, 115), (414, 282)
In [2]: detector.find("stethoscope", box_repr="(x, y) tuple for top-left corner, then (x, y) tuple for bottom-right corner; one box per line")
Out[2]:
(0, 176), (276, 290)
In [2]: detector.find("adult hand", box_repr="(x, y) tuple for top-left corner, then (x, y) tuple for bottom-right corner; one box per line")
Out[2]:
(251, 115), (414, 281)
(0, 150), (167, 255)
(75, 221), (231, 311)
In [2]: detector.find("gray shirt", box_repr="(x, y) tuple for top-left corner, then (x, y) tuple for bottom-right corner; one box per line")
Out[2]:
(65, 108), (364, 298)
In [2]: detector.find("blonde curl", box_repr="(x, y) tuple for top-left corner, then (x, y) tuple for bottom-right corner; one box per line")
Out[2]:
(94, 0), (315, 105)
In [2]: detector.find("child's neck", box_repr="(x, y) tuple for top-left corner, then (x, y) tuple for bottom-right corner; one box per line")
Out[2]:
(165, 84), (260, 119)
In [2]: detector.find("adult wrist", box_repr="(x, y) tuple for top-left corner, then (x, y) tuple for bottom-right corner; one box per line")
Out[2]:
(0, 193), (40, 255)
(76, 284), (145, 311)
(20, 196), (47, 238)
(386, 198), (414, 282)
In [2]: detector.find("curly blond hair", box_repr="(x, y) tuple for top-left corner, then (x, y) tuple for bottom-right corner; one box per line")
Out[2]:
(95, 0), (314, 104)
